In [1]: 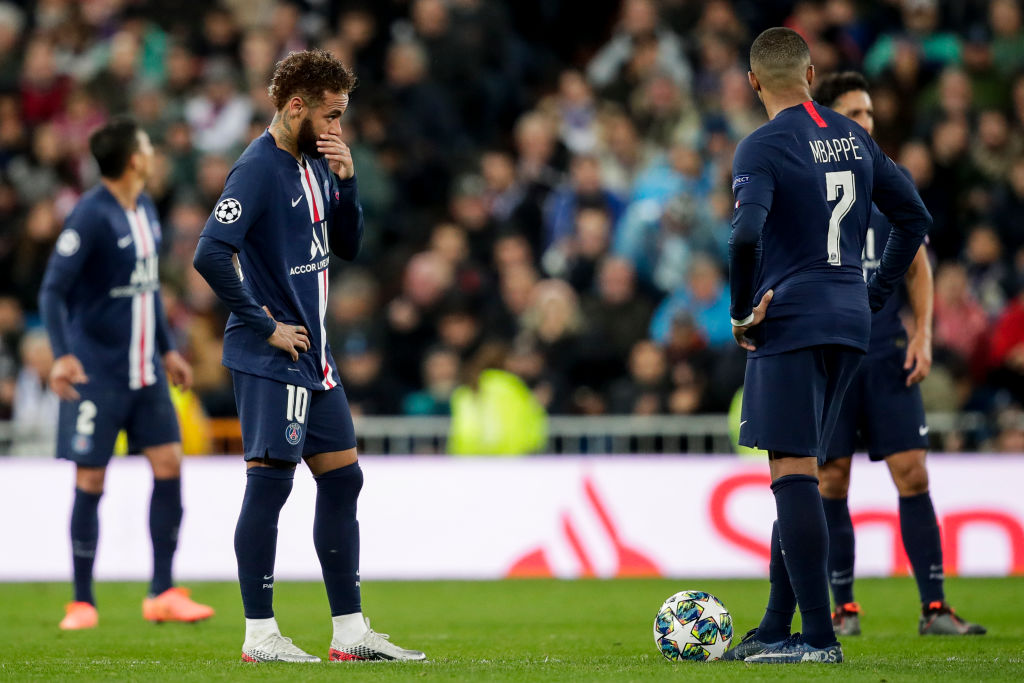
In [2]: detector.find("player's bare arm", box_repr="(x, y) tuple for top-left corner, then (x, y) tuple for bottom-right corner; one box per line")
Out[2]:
(731, 290), (773, 351)
(903, 245), (933, 386)
(262, 305), (310, 362)
(49, 354), (89, 401)
(163, 350), (193, 391)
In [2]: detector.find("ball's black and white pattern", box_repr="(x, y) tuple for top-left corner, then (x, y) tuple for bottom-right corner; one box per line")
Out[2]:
(214, 198), (242, 224)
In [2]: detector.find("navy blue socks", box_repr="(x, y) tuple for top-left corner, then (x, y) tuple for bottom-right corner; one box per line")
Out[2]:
(234, 467), (294, 619)
(70, 488), (102, 605)
(771, 474), (834, 648)
(822, 496), (856, 605)
(899, 492), (945, 605)
(757, 520), (797, 642)
(313, 463), (363, 616)
(149, 477), (182, 596)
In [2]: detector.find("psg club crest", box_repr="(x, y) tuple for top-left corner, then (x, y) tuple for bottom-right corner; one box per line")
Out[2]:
(72, 434), (91, 454)
(214, 198), (242, 224)
(285, 422), (303, 445)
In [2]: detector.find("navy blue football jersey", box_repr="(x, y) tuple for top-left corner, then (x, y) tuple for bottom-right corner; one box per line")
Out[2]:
(40, 186), (171, 388)
(863, 204), (906, 349)
(200, 130), (361, 390)
(730, 100), (928, 357)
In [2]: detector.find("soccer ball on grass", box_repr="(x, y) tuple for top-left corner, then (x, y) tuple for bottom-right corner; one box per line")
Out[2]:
(653, 590), (733, 661)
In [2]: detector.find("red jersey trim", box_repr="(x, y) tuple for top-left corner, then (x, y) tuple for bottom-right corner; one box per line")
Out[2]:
(803, 101), (828, 128)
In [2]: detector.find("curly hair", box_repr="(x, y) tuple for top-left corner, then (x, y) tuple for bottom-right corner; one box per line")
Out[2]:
(268, 49), (357, 110)
(815, 71), (870, 108)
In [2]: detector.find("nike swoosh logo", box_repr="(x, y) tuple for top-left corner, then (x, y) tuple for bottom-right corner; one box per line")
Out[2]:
(263, 575), (273, 580)
(292, 195), (303, 207)
(919, 425), (929, 436)
(117, 235), (133, 248)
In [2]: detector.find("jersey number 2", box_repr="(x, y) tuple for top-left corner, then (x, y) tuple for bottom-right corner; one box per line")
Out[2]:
(825, 170), (855, 266)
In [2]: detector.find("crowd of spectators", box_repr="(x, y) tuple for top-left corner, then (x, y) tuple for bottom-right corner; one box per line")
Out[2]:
(2, 0), (1024, 451)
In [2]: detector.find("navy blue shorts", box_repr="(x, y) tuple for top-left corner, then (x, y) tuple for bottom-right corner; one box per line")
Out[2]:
(826, 336), (929, 461)
(56, 376), (181, 467)
(232, 370), (357, 463)
(739, 345), (863, 463)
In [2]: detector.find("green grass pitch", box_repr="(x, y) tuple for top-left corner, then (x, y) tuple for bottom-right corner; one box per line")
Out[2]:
(1, 578), (1021, 681)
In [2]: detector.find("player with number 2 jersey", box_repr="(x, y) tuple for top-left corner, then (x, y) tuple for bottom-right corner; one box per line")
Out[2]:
(40, 116), (213, 631)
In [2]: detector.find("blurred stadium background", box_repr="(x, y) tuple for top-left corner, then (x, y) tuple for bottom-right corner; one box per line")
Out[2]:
(0, 0), (1024, 457)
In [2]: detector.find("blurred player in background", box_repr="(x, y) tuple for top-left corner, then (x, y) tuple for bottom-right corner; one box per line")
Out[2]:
(39, 117), (214, 630)
(193, 49), (425, 663)
(723, 28), (930, 663)
(816, 71), (986, 637)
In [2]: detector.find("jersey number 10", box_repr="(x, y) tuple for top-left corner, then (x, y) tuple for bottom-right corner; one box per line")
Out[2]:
(825, 170), (855, 266)
(285, 384), (309, 424)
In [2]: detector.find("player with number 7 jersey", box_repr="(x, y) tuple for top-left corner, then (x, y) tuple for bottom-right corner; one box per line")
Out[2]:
(721, 28), (931, 665)
(729, 106), (929, 360)
(193, 49), (425, 664)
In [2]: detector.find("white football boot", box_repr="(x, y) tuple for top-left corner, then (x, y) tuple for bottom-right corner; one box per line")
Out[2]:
(329, 618), (427, 662)
(242, 633), (321, 663)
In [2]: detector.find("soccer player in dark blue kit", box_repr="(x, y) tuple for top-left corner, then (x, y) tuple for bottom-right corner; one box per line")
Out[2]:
(815, 71), (985, 637)
(720, 29), (931, 663)
(40, 117), (215, 630)
(193, 49), (425, 663)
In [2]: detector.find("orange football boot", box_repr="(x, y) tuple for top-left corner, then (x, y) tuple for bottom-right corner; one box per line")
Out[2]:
(59, 602), (98, 630)
(142, 587), (215, 623)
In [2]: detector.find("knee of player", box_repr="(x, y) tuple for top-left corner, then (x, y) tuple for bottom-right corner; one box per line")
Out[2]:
(818, 461), (851, 499)
(146, 444), (184, 478)
(889, 450), (929, 496)
(75, 466), (107, 494)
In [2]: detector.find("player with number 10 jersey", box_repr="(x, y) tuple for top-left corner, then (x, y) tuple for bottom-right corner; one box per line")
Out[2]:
(194, 49), (425, 663)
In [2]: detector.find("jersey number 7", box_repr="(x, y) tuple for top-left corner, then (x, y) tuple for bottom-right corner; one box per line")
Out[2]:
(825, 170), (855, 266)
